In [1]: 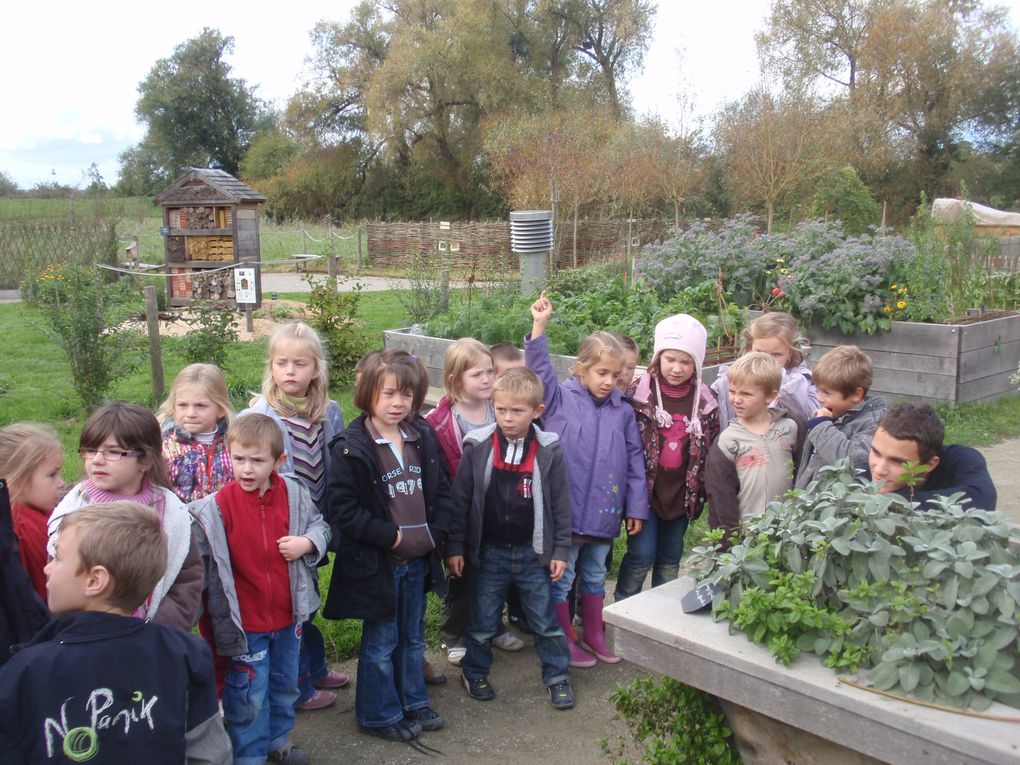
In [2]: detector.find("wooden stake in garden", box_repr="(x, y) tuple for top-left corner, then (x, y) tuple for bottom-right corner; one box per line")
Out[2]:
(143, 285), (164, 401)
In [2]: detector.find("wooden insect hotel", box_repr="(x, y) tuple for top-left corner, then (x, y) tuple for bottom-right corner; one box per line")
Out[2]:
(154, 168), (266, 307)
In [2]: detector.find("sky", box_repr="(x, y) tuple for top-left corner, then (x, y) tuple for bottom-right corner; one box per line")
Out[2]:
(2, 1), (1017, 189)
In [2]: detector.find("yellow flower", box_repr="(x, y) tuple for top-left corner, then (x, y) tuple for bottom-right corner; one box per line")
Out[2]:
(897, 300), (907, 310)
(890, 284), (897, 290)
(884, 306), (893, 313)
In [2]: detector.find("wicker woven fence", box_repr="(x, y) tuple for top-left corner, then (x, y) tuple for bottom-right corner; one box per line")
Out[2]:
(0, 219), (117, 289)
(364, 218), (669, 272)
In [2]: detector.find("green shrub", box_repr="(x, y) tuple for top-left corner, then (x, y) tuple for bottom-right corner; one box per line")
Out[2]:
(178, 301), (240, 369)
(301, 274), (371, 388)
(602, 676), (740, 765)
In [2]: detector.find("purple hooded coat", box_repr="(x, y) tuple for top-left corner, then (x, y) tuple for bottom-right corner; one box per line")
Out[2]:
(525, 333), (649, 539)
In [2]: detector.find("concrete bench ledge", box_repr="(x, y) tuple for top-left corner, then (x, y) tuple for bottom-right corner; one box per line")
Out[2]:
(604, 578), (1020, 765)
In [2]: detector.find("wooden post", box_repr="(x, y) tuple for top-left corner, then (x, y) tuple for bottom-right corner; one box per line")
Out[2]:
(329, 254), (339, 292)
(143, 286), (164, 401)
(357, 225), (364, 269)
(245, 304), (254, 333)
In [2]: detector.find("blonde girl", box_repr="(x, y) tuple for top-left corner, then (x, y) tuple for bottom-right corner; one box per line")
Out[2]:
(47, 402), (202, 630)
(425, 338), (524, 663)
(712, 311), (818, 430)
(0, 423), (64, 600)
(159, 363), (234, 503)
(526, 291), (648, 667)
(239, 321), (348, 707)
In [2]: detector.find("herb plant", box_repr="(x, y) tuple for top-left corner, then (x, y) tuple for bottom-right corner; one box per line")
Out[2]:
(689, 461), (1020, 711)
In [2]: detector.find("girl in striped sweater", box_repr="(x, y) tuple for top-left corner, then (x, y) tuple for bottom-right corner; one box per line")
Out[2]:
(240, 321), (347, 710)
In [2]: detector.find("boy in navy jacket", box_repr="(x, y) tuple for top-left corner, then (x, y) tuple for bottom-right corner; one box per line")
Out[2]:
(0, 501), (230, 764)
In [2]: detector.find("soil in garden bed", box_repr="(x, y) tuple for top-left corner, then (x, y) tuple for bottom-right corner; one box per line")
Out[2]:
(944, 309), (1019, 325)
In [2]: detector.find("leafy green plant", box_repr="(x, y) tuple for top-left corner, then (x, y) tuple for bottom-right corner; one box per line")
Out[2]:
(24, 260), (142, 410)
(601, 676), (740, 765)
(689, 461), (1020, 711)
(178, 301), (240, 369)
(301, 274), (370, 389)
(389, 251), (451, 326)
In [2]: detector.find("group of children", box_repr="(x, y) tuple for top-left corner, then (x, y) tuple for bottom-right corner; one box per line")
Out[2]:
(0, 296), (999, 763)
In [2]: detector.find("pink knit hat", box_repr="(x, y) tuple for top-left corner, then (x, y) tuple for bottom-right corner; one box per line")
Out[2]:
(651, 314), (708, 436)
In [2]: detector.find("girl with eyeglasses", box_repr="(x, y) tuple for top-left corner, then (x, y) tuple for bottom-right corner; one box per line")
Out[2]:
(47, 401), (203, 631)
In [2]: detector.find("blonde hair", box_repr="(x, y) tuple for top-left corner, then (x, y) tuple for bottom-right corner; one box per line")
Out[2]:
(443, 338), (493, 402)
(743, 312), (809, 368)
(257, 322), (330, 423)
(573, 331), (625, 377)
(0, 423), (62, 505)
(493, 367), (544, 409)
(812, 345), (873, 396)
(60, 501), (167, 612)
(158, 363), (234, 427)
(728, 351), (782, 394)
(229, 413), (285, 460)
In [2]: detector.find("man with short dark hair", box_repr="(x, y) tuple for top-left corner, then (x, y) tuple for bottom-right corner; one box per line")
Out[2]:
(867, 403), (996, 511)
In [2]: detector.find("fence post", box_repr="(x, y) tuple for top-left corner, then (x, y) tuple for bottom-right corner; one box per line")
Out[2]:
(143, 286), (164, 402)
(329, 254), (339, 292)
(357, 225), (363, 269)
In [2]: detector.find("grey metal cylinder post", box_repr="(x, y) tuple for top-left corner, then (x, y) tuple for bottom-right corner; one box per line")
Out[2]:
(510, 210), (553, 296)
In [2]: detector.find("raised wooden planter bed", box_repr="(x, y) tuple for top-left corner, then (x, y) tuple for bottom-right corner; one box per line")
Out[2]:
(604, 578), (1020, 765)
(385, 310), (1020, 408)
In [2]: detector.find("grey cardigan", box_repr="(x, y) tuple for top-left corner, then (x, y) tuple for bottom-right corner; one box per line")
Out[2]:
(448, 423), (573, 568)
(189, 475), (329, 657)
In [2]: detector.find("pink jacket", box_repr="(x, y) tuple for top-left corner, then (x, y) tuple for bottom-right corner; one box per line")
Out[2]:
(425, 396), (463, 478)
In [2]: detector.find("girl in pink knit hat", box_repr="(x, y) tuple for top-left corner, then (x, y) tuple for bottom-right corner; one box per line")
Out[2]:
(614, 314), (720, 600)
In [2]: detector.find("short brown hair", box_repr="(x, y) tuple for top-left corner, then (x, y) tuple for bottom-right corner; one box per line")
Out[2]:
(490, 343), (523, 367)
(573, 331), (624, 377)
(354, 349), (427, 415)
(493, 367), (544, 409)
(877, 404), (945, 464)
(229, 413), (285, 459)
(727, 351), (782, 394)
(80, 402), (169, 489)
(812, 345), (872, 396)
(61, 501), (167, 612)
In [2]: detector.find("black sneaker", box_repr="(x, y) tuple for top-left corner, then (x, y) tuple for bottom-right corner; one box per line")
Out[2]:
(461, 673), (495, 701)
(268, 743), (311, 765)
(405, 706), (445, 731)
(359, 720), (422, 741)
(548, 681), (575, 710)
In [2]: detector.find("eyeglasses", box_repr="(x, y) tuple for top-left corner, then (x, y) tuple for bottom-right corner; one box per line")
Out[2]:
(78, 448), (145, 462)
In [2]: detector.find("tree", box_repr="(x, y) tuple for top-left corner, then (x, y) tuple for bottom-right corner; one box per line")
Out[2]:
(757, 0), (871, 92)
(240, 130), (300, 182)
(811, 166), (880, 233)
(563, 0), (655, 119)
(127, 28), (269, 183)
(0, 171), (19, 197)
(716, 88), (830, 233)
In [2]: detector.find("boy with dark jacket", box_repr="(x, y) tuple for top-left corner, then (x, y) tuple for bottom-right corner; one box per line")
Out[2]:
(190, 414), (329, 765)
(795, 345), (886, 489)
(447, 367), (575, 710)
(0, 501), (230, 764)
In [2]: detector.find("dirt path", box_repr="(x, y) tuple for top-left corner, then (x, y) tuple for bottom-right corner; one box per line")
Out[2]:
(980, 438), (1020, 523)
(292, 644), (641, 764)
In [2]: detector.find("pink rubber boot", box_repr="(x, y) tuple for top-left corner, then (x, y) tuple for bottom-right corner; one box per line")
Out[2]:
(554, 601), (596, 668)
(580, 593), (621, 663)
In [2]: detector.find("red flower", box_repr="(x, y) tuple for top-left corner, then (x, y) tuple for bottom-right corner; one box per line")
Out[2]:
(771, 287), (781, 296)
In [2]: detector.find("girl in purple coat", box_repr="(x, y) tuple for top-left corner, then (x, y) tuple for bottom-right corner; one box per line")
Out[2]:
(526, 291), (648, 667)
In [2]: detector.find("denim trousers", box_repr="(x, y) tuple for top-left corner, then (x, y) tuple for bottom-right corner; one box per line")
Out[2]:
(222, 623), (302, 765)
(356, 557), (429, 728)
(550, 541), (612, 603)
(615, 513), (690, 599)
(462, 544), (570, 687)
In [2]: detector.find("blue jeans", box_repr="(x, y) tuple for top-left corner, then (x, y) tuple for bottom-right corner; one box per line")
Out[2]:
(462, 544), (569, 687)
(615, 513), (689, 600)
(222, 623), (302, 765)
(550, 541), (612, 602)
(356, 557), (429, 728)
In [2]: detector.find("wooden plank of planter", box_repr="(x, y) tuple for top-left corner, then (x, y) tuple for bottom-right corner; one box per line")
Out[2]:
(960, 315), (1020, 350)
(605, 578), (1020, 765)
(808, 321), (961, 357)
(960, 339), (1020, 380)
(809, 344), (960, 375)
(870, 368), (958, 403)
(958, 368), (1020, 404)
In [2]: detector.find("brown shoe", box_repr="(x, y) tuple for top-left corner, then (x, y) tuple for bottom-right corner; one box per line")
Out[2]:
(423, 659), (447, 686)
